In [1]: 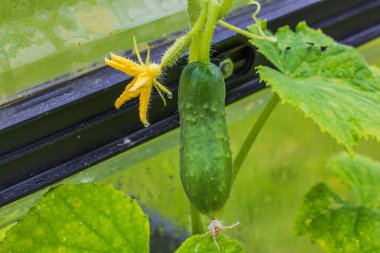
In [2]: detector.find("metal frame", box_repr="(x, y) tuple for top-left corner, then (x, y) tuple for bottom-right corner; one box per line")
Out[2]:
(1, 0), (380, 206)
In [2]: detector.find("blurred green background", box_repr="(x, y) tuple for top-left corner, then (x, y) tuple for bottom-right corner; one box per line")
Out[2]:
(0, 0), (379, 252)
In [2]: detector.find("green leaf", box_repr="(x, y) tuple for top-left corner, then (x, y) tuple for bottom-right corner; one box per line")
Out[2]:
(176, 235), (243, 253)
(0, 184), (150, 253)
(295, 183), (380, 253)
(248, 21), (380, 155)
(328, 152), (380, 208)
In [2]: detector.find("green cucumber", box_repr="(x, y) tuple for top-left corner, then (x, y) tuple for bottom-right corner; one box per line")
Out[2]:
(179, 62), (232, 218)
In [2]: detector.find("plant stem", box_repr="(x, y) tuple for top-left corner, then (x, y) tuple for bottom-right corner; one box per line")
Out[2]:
(188, 0), (203, 62)
(232, 92), (279, 182)
(160, 7), (206, 68)
(217, 20), (277, 42)
(190, 204), (204, 234)
(187, 0), (202, 25)
(189, 35), (201, 63)
(198, 0), (219, 63)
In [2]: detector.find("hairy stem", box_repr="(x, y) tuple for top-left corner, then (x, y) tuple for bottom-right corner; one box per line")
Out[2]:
(160, 7), (206, 68)
(188, 0), (207, 63)
(189, 35), (201, 63)
(232, 92), (279, 182)
(187, 0), (202, 25)
(190, 205), (204, 234)
(198, 0), (219, 63)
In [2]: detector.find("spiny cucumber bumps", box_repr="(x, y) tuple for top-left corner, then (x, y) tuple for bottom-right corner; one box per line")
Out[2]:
(179, 62), (232, 218)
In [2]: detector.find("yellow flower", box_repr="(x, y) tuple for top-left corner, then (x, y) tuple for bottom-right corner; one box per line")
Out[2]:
(105, 37), (172, 127)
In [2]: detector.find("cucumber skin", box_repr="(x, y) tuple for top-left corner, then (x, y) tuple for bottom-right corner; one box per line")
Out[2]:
(179, 62), (232, 218)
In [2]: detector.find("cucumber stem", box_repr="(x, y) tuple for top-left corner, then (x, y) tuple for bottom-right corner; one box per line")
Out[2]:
(197, 0), (219, 63)
(188, 0), (204, 62)
(232, 92), (279, 183)
(187, 0), (202, 25)
(189, 33), (201, 63)
(190, 204), (204, 234)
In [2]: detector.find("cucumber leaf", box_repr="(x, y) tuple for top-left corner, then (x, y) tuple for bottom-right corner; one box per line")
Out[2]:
(0, 184), (150, 253)
(295, 183), (380, 253)
(248, 22), (380, 155)
(176, 234), (243, 253)
(328, 152), (380, 207)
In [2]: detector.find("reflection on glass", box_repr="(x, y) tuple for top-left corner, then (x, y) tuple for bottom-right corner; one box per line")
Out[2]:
(0, 0), (187, 103)
(0, 0), (271, 104)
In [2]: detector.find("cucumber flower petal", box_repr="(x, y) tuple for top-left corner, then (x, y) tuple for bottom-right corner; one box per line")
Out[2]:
(105, 37), (171, 127)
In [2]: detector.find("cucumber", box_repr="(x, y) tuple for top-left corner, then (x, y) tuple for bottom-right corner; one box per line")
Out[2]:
(179, 62), (232, 218)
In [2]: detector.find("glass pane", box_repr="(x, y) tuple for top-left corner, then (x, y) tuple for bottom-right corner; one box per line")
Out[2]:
(0, 0), (185, 104)
(357, 37), (380, 66)
(0, 0), (259, 105)
(1, 16), (379, 253)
